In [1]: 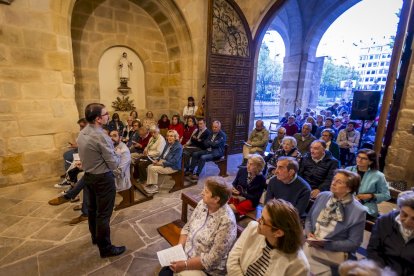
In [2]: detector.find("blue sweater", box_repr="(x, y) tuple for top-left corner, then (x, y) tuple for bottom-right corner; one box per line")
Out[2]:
(265, 175), (311, 218)
(305, 192), (366, 253)
(346, 166), (390, 217)
(159, 141), (182, 171)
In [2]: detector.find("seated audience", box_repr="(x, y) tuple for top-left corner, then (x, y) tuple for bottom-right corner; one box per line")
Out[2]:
(267, 136), (302, 178)
(295, 108), (303, 125)
(367, 191), (414, 276)
(321, 128), (340, 161)
(360, 120), (376, 146)
(188, 121), (226, 180)
(282, 115), (299, 136)
(130, 126), (151, 156)
(183, 118), (210, 172)
(133, 126), (166, 183)
(265, 157), (311, 218)
(304, 170), (366, 275)
(333, 117), (346, 134)
(306, 116), (318, 136)
(268, 127), (286, 153)
(62, 118), (87, 172)
(299, 140), (339, 199)
(294, 123), (316, 155)
(159, 177), (237, 276)
(130, 110), (138, 120)
(126, 119), (141, 148)
(338, 259), (397, 276)
(181, 116), (197, 145)
(337, 121), (360, 167)
(316, 114), (325, 128)
(346, 149), (390, 218)
(168, 114), (184, 139)
(240, 120), (269, 167)
(144, 130), (182, 194)
(315, 117), (335, 139)
(158, 114), (170, 137)
(183, 96), (198, 122)
(107, 112), (124, 134)
(121, 116), (134, 144)
(327, 103), (339, 117)
(142, 111), (156, 130)
(227, 199), (310, 276)
(279, 111), (290, 125)
(229, 154), (266, 215)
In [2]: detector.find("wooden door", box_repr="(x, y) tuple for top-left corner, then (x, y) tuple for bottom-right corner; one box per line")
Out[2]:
(205, 0), (254, 154)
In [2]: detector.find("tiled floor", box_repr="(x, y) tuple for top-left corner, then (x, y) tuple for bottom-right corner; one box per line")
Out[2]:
(0, 154), (242, 276)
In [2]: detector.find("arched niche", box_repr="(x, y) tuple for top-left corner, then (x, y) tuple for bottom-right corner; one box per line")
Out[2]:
(98, 47), (146, 112)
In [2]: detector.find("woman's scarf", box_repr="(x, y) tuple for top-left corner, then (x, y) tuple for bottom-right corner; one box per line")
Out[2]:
(316, 193), (353, 227)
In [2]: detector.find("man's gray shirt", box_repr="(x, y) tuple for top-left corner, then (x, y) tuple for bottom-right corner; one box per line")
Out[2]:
(77, 124), (120, 174)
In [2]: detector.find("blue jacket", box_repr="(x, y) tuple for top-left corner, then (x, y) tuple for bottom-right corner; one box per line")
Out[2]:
(346, 166), (390, 217)
(159, 140), (182, 171)
(204, 130), (227, 158)
(305, 192), (366, 253)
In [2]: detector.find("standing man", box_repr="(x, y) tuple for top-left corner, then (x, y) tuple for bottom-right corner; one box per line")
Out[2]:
(77, 103), (126, 258)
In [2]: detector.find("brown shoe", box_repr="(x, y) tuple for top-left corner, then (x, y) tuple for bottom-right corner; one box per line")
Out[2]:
(69, 215), (88, 225)
(73, 204), (82, 211)
(48, 196), (70, 206)
(191, 174), (199, 180)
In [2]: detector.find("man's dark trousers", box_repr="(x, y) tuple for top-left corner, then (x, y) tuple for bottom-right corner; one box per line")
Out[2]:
(84, 172), (116, 251)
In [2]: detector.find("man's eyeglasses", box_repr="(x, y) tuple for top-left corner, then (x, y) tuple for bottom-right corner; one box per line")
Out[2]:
(356, 155), (369, 161)
(101, 112), (109, 117)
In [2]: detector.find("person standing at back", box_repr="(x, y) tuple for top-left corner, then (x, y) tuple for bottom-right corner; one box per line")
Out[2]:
(77, 103), (126, 258)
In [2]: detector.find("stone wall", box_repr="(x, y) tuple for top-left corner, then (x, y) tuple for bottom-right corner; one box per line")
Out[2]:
(0, 0), (79, 187)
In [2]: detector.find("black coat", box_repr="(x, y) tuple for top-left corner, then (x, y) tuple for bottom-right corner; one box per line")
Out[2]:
(232, 168), (266, 207)
(298, 151), (339, 191)
(189, 128), (211, 150)
(367, 210), (414, 276)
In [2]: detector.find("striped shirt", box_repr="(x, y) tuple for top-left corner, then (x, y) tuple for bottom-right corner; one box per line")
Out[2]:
(245, 244), (271, 276)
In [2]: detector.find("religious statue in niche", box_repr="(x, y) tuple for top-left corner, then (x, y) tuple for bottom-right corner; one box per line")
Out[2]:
(114, 52), (136, 111)
(118, 52), (132, 93)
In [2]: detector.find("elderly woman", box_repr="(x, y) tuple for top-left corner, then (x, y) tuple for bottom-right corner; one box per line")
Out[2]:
(159, 177), (237, 276)
(133, 126), (166, 183)
(304, 169), (366, 275)
(227, 199), (310, 275)
(346, 149), (390, 218)
(143, 130), (182, 194)
(228, 154), (266, 215)
(367, 191), (414, 276)
(267, 136), (302, 179)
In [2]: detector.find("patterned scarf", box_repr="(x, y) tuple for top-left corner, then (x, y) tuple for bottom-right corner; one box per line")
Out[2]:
(316, 193), (353, 227)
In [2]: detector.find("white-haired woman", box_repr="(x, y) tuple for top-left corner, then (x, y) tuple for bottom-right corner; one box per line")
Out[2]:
(267, 136), (302, 179)
(229, 154), (266, 215)
(144, 130), (182, 194)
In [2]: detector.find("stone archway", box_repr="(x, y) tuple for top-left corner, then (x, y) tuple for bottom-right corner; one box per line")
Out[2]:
(70, 0), (194, 118)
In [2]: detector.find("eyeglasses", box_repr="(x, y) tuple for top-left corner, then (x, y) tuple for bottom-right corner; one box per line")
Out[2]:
(257, 217), (277, 229)
(356, 155), (369, 161)
(101, 112), (109, 117)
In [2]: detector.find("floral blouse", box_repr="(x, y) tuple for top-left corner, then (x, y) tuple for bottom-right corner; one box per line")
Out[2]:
(182, 200), (237, 276)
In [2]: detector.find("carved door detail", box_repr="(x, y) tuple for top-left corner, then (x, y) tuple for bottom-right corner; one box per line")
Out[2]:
(205, 0), (253, 154)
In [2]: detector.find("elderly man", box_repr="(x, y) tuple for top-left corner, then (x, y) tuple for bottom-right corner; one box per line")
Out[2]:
(282, 115), (299, 136)
(299, 140), (339, 199)
(320, 128), (340, 161)
(293, 123), (316, 155)
(265, 157), (311, 218)
(239, 120), (269, 167)
(130, 126), (151, 156)
(77, 103), (125, 258)
(188, 121), (226, 180)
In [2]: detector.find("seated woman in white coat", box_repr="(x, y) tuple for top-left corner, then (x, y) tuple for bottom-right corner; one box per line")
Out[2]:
(227, 199), (310, 276)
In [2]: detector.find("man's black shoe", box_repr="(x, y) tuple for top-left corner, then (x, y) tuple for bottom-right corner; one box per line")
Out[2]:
(100, 245), (126, 258)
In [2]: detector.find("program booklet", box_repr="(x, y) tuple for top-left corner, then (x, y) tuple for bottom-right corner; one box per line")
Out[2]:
(157, 245), (187, 267)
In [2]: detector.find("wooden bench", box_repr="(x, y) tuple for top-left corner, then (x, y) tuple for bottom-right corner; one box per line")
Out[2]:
(169, 157), (197, 193)
(213, 144), (228, 177)
(114, 164), (154, 211)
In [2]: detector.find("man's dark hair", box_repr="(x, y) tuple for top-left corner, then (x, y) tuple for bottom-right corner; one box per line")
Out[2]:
(77, 118), (87, 124)
(85, 103), (105, 123)
(277, 156), (299, 173)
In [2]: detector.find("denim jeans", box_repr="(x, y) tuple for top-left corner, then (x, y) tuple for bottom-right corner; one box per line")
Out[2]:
(189, 150), (216, 175)
(63, 177), (88, 216)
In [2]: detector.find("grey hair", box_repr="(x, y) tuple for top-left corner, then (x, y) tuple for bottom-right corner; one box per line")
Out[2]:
(282, 136), (297, 147)
(397, 191), (414, 209)
(247, 154), (266, 173)
(149, 125), (160, 133)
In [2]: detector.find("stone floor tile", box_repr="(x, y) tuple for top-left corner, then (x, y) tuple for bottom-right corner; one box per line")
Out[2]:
(110, 221), (146, 256)
(31, 219), (77, 241)
(0, 217), (50, 238)
(38, 237), (110, 275)
(0, 197), (21, 210)
(4, 200), (43, 216)
(133, 238), (170, 260)
(126, 257), (161, 276)
(0, 236), (25, 261)
(0, 214), (24, 234)
(28, 203), (70, 219)
(0, 240), (55, 266)
(63, 223), (90, 243)
(88, 254), (134, 276)
(134, 208), (181, 240)
(0, 256), (38, 276)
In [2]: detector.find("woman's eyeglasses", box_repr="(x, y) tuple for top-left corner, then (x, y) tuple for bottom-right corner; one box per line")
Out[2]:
(257, 217), (277, 229)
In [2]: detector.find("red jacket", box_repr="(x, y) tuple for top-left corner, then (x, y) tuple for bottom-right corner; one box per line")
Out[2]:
(168, 123), (184, 138)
